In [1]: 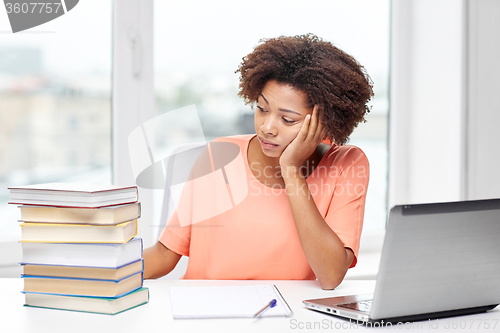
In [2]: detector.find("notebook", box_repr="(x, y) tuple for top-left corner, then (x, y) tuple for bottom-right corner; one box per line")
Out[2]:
(303, 198), (500, 323)
(169, 284), (292, 319)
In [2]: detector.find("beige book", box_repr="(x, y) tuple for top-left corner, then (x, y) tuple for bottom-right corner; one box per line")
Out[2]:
(23, 272), (143, 297)
(18, 203), (141, 225)
(25, 287), (149, 315)
(20, 219), (137, 243)
(23, 260), (143, 280)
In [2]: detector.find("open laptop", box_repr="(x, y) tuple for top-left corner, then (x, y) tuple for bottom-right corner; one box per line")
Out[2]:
(303, 198), (500, 323)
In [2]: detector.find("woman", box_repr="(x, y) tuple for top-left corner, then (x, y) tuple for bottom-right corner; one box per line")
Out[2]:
(144, 34), (373, 290)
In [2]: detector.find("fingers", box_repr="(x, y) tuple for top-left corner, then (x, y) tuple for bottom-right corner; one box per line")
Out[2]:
(297, 113), (311, 142)
(297, 105), (323, 145)
(308, 105), (325, 145)
(307, 106), (319, 139)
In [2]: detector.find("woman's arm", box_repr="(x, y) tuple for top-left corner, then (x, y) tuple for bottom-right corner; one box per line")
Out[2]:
(143, 145), (211, 279)
(279, 107), (358, 290)
(143, 242), (182, 279)
(282, 169), (354, 290)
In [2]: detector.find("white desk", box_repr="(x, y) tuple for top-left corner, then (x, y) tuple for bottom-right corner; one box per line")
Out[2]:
(1, 278), (499, 332)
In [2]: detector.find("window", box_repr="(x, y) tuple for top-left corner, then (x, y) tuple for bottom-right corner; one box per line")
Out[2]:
(153, 0), (390, 233)
(0, 0), (389, 278)
(0, 2), (112, 252)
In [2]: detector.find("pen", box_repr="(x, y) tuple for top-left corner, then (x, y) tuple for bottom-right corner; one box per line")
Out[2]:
(254, 299), (277, 317)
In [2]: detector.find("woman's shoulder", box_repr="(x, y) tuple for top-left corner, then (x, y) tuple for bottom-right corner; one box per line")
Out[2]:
(324, 143), (369, 167)
(210, 134), (255, 149)
(211, 134), (255, 143)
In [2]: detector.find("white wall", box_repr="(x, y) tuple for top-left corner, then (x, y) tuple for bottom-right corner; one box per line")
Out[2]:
(389, 0), (500, 208)
(466, 0), (500, 200)
(349, 0), (500, 280)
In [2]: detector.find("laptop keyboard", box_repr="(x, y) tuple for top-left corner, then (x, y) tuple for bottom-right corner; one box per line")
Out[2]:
(337, 300), (373, 314)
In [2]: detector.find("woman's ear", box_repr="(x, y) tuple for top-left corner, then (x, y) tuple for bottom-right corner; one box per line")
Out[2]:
(322, 129), (327, 142)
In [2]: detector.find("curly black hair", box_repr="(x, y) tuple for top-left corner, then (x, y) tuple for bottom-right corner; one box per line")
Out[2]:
(236, 34), (373, 145)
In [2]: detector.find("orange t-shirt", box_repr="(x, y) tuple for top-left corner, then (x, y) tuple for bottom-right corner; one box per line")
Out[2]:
(159, 134), (369, 280)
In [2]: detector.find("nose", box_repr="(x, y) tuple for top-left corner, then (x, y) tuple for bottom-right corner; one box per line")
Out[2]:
(260, 115), (278, 136)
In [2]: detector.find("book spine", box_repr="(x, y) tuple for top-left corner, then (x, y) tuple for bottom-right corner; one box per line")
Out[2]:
(22, 270), (143, 283)
(13, 186), (143, 311)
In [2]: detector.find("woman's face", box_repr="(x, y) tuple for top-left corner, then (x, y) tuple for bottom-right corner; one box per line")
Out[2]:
(254, 80), (313, 158)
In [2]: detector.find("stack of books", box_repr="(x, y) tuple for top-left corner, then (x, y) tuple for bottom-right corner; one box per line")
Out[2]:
(8, 183), (149, 315)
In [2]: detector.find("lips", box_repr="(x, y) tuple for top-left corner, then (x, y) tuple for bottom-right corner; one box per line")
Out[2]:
(258, 136), (279, 149)
(259, 137), (278, 145)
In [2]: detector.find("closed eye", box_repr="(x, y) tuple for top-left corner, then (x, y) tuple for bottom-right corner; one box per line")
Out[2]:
(257, 105), (267, 113)
(257, 105), (297, 124)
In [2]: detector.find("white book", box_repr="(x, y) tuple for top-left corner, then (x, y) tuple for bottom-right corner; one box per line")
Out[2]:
(20, 238), (143, 268)
(9, 183), (138, 208)
(169, 284), (292, 319)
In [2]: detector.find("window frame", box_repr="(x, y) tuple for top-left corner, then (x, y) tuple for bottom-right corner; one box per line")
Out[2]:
(112, 0), (155, 247)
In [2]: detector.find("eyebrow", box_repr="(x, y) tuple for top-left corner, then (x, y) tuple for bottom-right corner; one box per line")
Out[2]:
(259, 94), (302, 116)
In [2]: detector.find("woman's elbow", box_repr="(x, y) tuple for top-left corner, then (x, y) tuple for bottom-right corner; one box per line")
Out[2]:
(143, 242), (181, 279)
(318, 249), (354, 290)
(318, 274), (345, 290)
